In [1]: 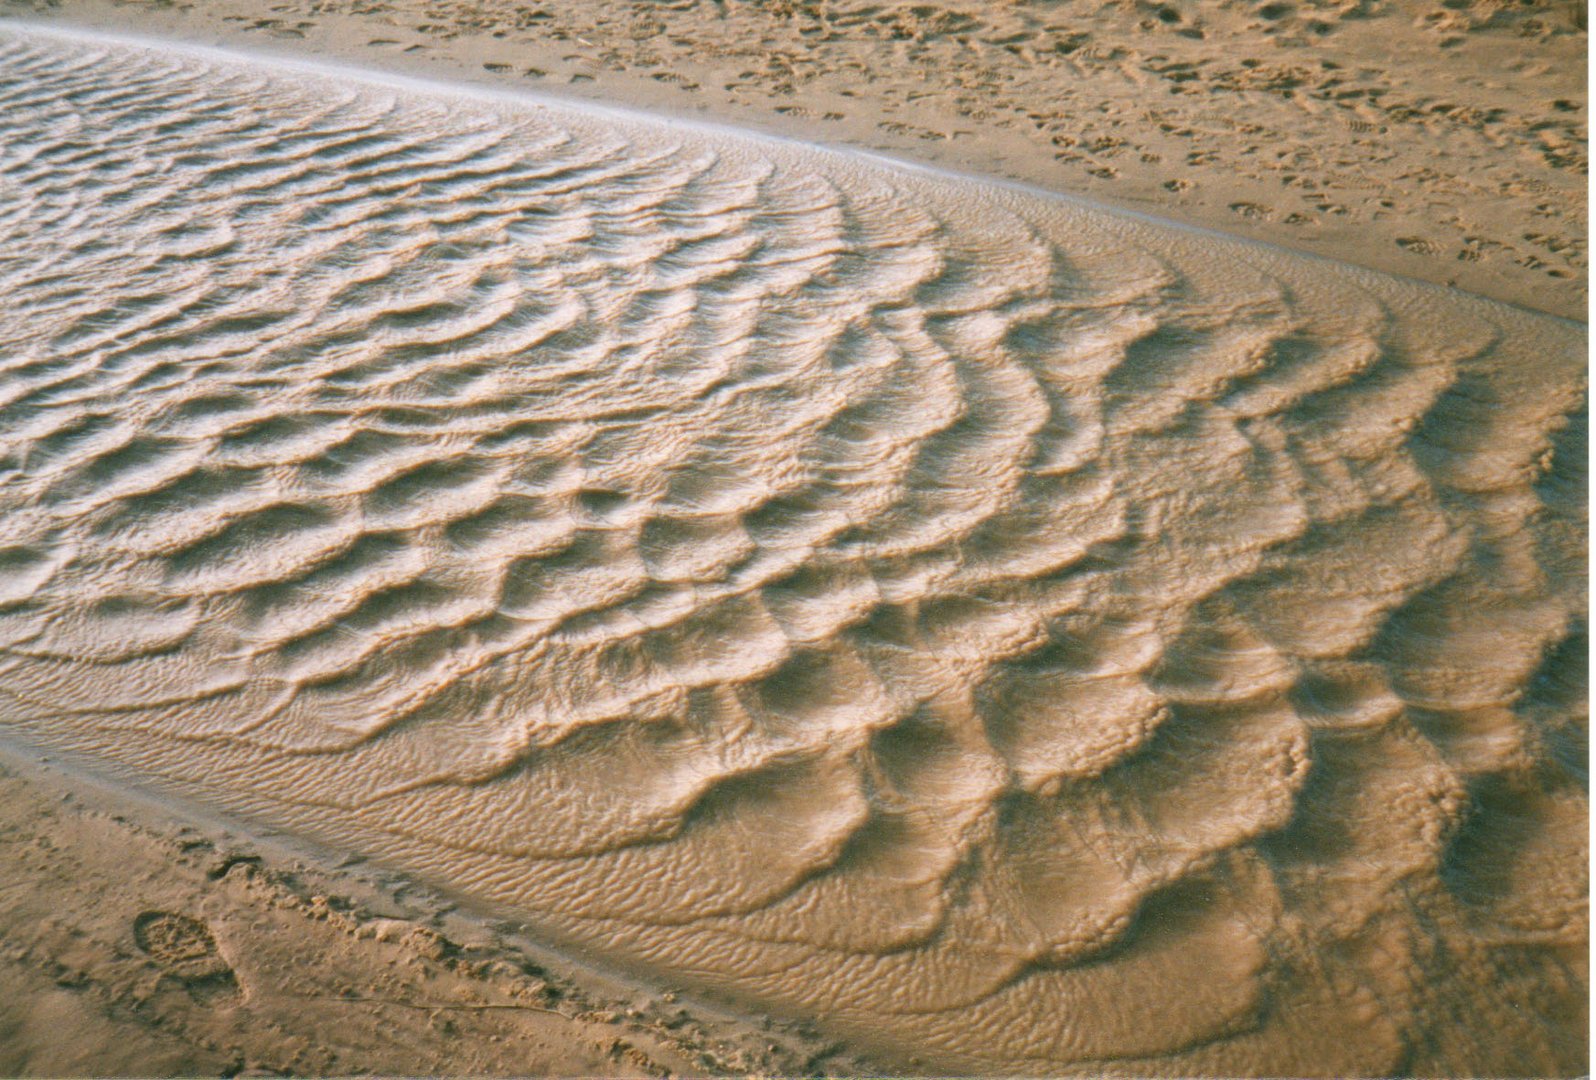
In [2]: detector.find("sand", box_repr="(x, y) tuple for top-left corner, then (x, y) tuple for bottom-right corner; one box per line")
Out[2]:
(0, 743), (865, 1077)
(0, 0), (1584, 322)
(0, 8), (1586, 1080)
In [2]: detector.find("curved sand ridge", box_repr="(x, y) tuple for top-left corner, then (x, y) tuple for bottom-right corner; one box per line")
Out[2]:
(0, 24), (1586, 1075)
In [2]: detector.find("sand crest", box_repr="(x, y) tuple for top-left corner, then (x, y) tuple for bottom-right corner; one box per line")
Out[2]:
(3, 0), (1584, 321)
(0, 24), (1586, 1076)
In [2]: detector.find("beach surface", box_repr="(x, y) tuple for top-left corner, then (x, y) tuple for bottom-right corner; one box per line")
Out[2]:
(0, 9), (1586, 1078)
(0, 741), (865, 1077)
(2, 0), (1585, 321)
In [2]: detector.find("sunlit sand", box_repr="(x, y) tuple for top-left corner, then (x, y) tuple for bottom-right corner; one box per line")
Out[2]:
(0, 23), (1585, 1077)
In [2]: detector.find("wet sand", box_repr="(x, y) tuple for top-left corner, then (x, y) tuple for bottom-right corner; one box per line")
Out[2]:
(0, 740), (864, 1077)
(0, 11), (1586, 1079)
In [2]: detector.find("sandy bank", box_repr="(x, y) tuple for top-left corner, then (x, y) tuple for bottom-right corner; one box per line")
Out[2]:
(0, 739), (878, 1077)
(1, 0), (1585, 320)
(0, 13), (1585, 1079)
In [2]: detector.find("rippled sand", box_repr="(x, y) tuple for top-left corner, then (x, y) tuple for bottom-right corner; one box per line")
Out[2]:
(0, 24), (1586, 1076)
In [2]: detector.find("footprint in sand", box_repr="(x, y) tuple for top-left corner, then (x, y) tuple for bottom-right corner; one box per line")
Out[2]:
(652, 72), (700, 90)
(1396, 235), (1442, 255)
(133, 911), (239, 1002)
(878, 119), (946, 140)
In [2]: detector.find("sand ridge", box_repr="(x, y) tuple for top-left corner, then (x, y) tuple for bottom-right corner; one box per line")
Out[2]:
(1, 0), (1584, 320)
(0, 22), (1586, 1076)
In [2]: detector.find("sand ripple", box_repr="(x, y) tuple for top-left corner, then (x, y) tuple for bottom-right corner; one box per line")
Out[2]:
(0, 25), (1586, 1075)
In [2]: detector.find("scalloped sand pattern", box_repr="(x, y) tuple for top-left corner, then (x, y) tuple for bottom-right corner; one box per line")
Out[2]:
(0, 24), (1586, 1076)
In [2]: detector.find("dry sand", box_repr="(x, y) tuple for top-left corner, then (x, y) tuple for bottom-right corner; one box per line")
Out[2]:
(0, 6), (1586, 1079)
(0, 0), (1585, 321)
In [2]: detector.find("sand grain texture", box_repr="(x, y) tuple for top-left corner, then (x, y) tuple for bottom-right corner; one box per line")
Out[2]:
(0, 748), (850, 1078)
(0, 24), (1586, 1076)
(4, 0), (1585, 320)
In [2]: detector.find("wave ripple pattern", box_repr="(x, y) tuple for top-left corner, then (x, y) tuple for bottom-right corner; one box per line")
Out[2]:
(0, 27), (1586, 1076)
